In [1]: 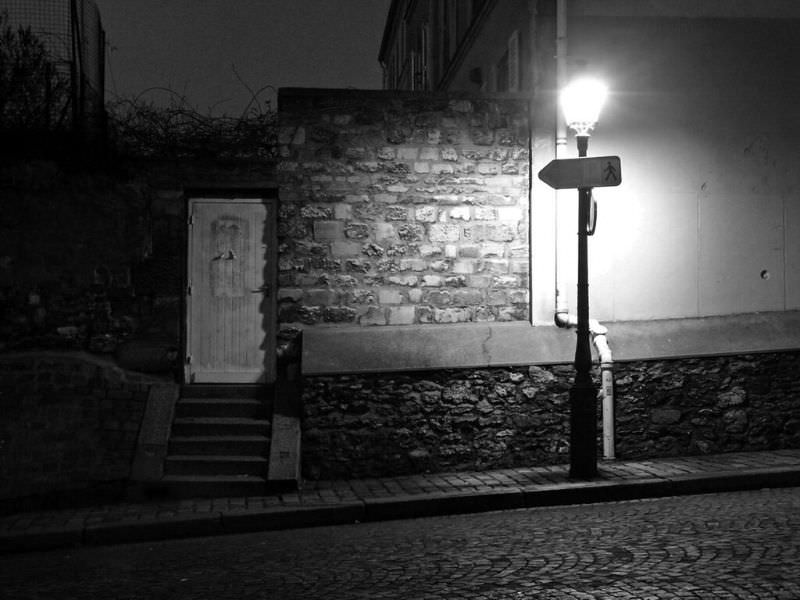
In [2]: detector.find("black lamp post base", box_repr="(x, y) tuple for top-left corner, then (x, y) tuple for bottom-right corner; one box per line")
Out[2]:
(568, 376), (598, 479)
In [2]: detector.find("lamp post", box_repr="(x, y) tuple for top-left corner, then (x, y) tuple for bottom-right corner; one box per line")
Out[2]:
(560, 77), (608, 479)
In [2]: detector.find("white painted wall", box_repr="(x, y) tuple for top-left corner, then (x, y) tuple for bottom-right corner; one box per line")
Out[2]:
(562, 16), (800, 322)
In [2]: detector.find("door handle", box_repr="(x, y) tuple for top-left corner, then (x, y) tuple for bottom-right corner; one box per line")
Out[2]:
(251, 284), (271, 296)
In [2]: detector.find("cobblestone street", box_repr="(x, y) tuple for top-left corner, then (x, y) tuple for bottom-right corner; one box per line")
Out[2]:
(2, 487), (799, 599)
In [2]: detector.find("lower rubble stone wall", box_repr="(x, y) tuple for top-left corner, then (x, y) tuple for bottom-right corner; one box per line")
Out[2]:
(0, 352), (167, 512)
(301, 351), (800, 480)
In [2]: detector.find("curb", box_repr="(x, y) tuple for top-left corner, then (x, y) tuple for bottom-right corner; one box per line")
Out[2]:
(2, 466), (799, 554)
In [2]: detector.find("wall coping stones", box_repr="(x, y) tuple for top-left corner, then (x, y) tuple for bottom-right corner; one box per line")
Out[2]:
(300, 310), (800, 374)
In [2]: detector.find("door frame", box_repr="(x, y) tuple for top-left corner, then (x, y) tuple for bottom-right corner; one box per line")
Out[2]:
(182, 187), (279, 385)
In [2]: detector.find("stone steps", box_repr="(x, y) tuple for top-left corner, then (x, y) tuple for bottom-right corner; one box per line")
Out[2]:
(171, 417), (271, 437)
(163, 385), (273, 498)
(175, 398), (265, 419)
(159, 475), (268, 499)
(165, 455), (268, 477)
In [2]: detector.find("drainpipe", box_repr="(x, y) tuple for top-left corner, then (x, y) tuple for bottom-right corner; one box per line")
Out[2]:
(552, 0), (615, 460)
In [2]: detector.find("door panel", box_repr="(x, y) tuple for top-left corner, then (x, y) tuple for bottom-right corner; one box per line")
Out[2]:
(186, 198), (276, 383)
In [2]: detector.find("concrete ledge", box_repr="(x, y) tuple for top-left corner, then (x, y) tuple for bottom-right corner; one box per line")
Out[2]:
(83, 514), (224, 546)
(363, 489), (525, 521)
(130, 383), (180, 482)
(0, 526), (83, 554)
(220, 502), (365, 533)
(302, 311), (800, 374)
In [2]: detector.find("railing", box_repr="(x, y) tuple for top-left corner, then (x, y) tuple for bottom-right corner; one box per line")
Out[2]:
(0, 0), (105, 139)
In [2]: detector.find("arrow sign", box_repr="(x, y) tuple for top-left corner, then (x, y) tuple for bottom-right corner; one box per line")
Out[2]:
(538, 156), (622, 190)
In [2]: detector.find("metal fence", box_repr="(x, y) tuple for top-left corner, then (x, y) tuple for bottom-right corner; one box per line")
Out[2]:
(0, 0), (105, 137)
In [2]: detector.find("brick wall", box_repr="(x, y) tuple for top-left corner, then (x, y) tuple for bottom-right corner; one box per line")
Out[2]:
(0, 352), (166, 510)
(277, 89), (530, 327)
(301, 352), (800, 479)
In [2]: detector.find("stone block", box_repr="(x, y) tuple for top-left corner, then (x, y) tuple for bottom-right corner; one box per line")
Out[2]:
(452, 260), (476, 274)
(347, 289), (377, 305)
(373, 194), (398, 203)
(414, 162), (431, 174)
(386, 206), (410, 221)
(400, 258), (427, 271)
(452, 288), (482, 304)
(297, 305), (322, 324)
(415, 206), (438, 222)
(419, 244), (443, 257)
(431, 163), (455, 175)
(429, 260), (450, 272)
(377, 147), (397, 160)
(323, 306), (357, 323)
(278, 288), (304, 302)
(481, 259), (509, 274)
(333, 114), (353, 126)
(425, 289), (451, 307)
(492, 274), (519, 287)
(397, 147), (419, 160)
(375, 223), (397, 243)
(356, 161), (380, 173)
(345, 147), (367, 160)
(428, 223), (460, 243)
(359, 306), (387, 326)
(345, 258), (371, 273)
(496, 305), (527, 321)
(345, 223), (371, 240)
(441, 147), (459, 161)
(397, 223), (426, 241)
(378, 289), (404, 304)
(361, 243), (385, 258)
(433, 307), (472, 323)
(445, 275), (468, 288)
(478, 162), (500, 175)
(487, 290), (507, 305)
(408, 288), (423, 303)
(470, 129), (494, 145)
(510, 260), (529, 274)
(388, 306), (416, 325)
(444, 244), (458, 258)
(332, 241), (362, 256)
(419, 147), (439, 161)
(497, 206), (523, 222)
(481, 243), (506, 258)
(422, 275), (444, 287)
(427, 129), (442, 144)
(487, 224), (517, 242)
(334, 203), (352, 220)
(508, 288), (529, 304)
(314, 220), (344, 242)
(305, 289), (338, 305)
(387, 274), (419, 286)
(449, 206), (471, 220)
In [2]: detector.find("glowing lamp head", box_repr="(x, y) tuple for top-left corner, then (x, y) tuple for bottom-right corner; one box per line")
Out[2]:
(560, 77), (608, 136)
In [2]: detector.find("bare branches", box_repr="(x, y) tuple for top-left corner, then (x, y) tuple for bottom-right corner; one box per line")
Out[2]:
(106, 87), (278, 161)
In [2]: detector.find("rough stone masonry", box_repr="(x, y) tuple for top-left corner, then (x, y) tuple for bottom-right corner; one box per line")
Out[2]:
(277, 89), (530, 327)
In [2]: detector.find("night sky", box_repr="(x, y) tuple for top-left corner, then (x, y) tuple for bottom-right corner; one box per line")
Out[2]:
(94, 0), (391, 115)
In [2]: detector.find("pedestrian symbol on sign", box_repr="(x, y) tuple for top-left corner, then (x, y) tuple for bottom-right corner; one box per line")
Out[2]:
(603, 161), (619, 184)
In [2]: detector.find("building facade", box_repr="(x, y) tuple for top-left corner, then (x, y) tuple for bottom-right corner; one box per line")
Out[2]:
(378, 0), (800, 361)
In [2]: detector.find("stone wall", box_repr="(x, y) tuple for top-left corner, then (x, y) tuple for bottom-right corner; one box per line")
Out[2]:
(0, 161), (184, 366)
(277, 89), (530, 327)
(301, 352), (800, 479)
(0, 352), (167, 511)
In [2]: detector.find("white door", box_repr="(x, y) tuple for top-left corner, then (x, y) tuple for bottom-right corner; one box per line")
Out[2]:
(185, 197), (276, 383)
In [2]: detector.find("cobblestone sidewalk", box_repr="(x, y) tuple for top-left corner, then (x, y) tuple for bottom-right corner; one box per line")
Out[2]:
(2, 449), (799, 554)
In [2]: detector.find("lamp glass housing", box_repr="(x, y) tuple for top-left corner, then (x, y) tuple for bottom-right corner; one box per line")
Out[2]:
(560, 77), (608, 136)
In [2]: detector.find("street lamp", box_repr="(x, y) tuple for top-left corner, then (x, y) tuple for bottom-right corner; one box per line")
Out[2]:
(560, 77), (608, 479)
